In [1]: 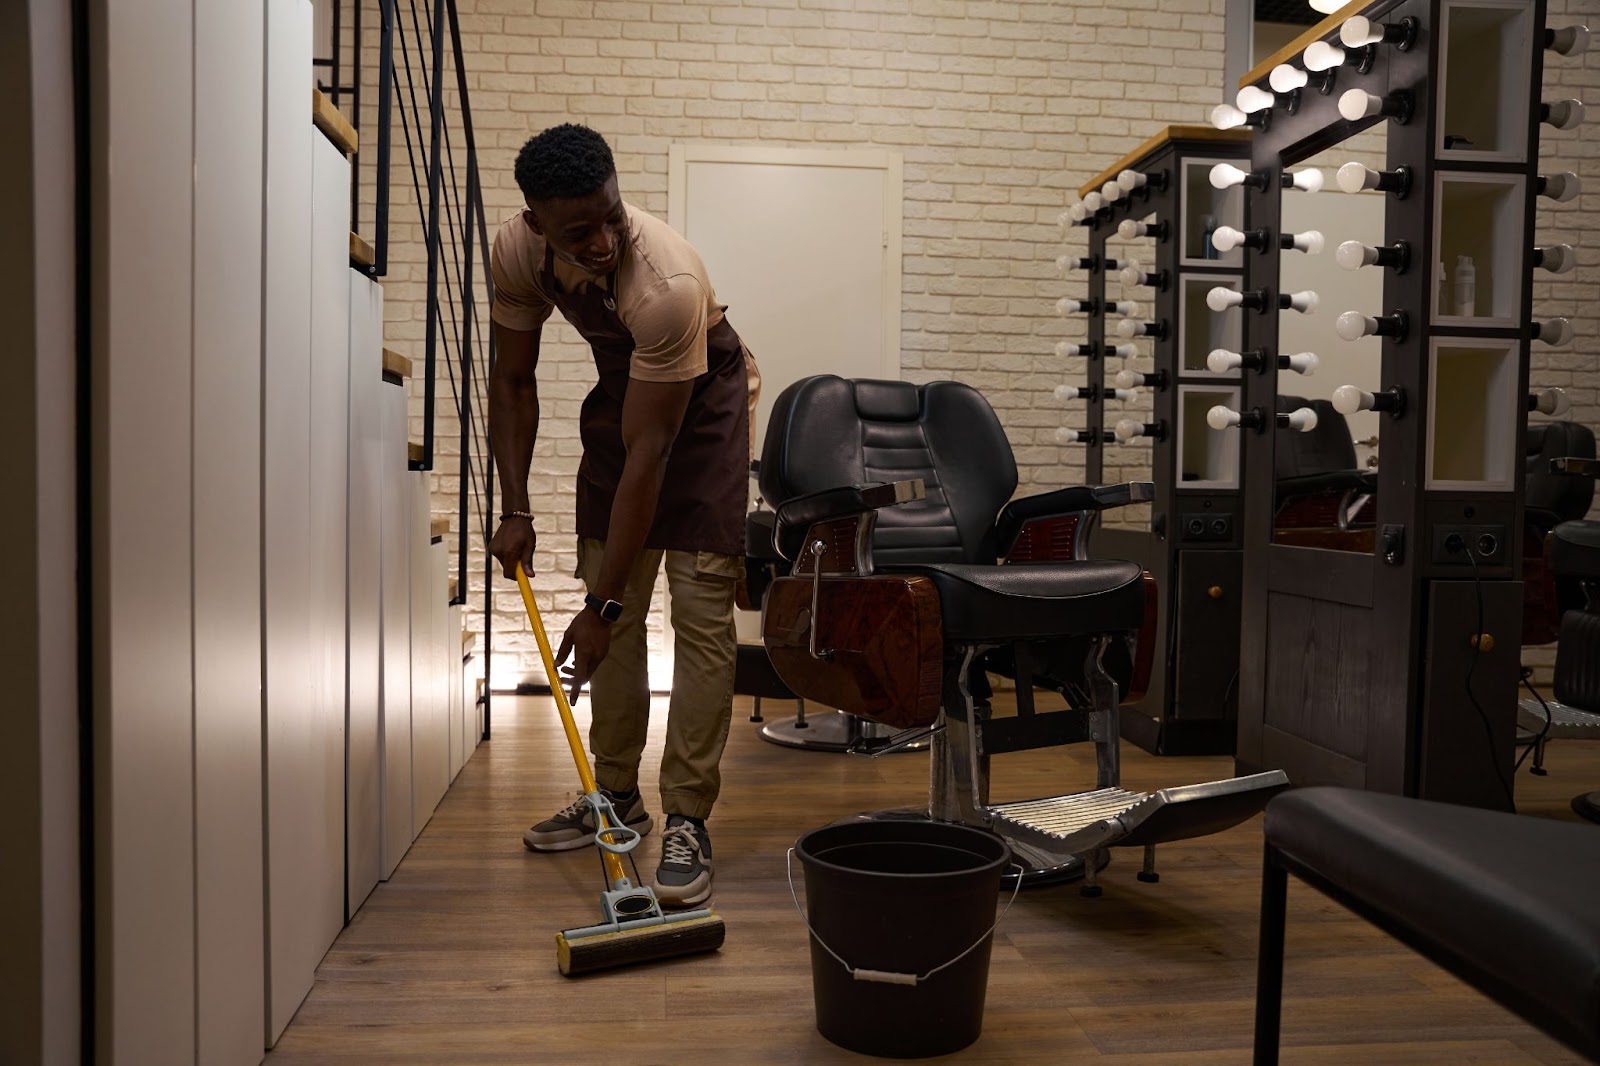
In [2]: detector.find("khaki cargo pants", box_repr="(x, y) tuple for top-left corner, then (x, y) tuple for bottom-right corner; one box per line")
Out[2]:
(576, 537), (738, 820)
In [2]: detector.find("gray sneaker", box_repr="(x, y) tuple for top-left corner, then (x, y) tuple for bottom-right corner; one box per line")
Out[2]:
(653, 815), (713, 907)
(522, 788), (652, 852)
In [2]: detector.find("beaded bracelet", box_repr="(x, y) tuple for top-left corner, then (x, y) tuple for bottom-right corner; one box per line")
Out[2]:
(500, 510), (534, 522)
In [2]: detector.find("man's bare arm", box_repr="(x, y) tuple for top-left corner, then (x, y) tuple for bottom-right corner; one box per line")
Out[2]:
(487, 321), (542, 577)
(590, 378), (694, 601)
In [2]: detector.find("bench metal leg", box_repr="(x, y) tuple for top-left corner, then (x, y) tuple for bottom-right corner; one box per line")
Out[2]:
(1254, 847), (1287, 1066)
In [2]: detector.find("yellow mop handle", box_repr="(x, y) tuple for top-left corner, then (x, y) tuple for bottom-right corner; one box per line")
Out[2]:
(514, 563), (628, 886)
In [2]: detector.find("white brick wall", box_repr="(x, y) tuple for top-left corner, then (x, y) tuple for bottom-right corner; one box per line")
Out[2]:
(366, 0), (1595, 687)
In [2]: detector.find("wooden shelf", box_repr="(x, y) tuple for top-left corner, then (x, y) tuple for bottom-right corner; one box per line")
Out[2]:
(407, 442), (425, 465)
(1078, 125), (1252, 200)
(349, 232), (375, 270)
(311, 88), (358, 156)
(431, 517), (451, 540)
(382, 348), (411, 383)
(448, 576), (459, 601)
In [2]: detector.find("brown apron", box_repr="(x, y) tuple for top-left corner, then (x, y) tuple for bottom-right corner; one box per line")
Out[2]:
(541, 244), (750, 557)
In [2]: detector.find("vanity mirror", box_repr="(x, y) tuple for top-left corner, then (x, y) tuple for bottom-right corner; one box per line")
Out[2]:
(1102, 223), (1155, 531)
(1271, 129), (1387, 552)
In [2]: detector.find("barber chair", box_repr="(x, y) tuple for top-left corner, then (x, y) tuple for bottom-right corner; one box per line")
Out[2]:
(738, 473), (924, 753)
(1270, 396), (1377, 551)
(1520, 423), (1596, 647)
(757, 375), (1289, 890)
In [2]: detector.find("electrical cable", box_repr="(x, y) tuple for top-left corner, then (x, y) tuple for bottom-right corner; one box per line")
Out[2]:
(1459, 543), (1517, 810)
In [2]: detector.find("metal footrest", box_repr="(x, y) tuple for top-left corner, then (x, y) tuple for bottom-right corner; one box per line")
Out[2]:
(1518, 697), (1600, 740)
(988, 770), (1290, 857)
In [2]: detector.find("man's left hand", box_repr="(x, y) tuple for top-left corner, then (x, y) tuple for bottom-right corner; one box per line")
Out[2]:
(556, 607), (612, 704)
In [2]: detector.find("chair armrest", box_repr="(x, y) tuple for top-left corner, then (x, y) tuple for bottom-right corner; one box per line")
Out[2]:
(772, 479), (926, 562)
(1552, 457), (1599, 477)
(1274, 470), (1377, 504)
(994, 482), (1154, 558)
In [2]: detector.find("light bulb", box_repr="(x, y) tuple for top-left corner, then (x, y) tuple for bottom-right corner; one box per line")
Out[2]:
(1336, 241), (1378, 270)
(1308, 0), (1343, 12)
(1210, 163), (1252, 190)
(1102, 179), (1126, 201)
(1083, 191), (1105, 211)
(1336, 311), (1376, 341)
(1287, 168), (1324, 193)
(1212, 226), (1249, 253)
(1288, 230), (1324, 254)
(1113, 369), (1141, 389)
(1547, 25), (1592, 57)
(1211, 103), (1249, 130)
(1107, 387), (1138, 402)
(1207, 287), (1245, 313)
(1053, 385), (1075, 401)
(1337, 161), (1378, 193)
(1114, 419), (1150, 443)
(1207, 349), (1243, 373)
(1543, 99), (1587, 130)
(1531, 388), (1571, 416)
(1535, 244), (1578, 275)
(1237, 85), (1277, 113)
(1270, 64), (1309, 93)
(1339, 89), (1384, 121)
(1540, 172), (1582, 202)
(1281, 407), (1319, 433)
(1067, 202), (1090, 223)
(1284, 290), (1319, 314)
(1117, 168), (1150, 192)
(1207, 406), (1242, 431)
(1535, 318), (1575, 347)
(1053, 341), (1089, 358)
(1341, 16), (1379, 47)
(1282, 352), (1318, 375)
(1106, 343), (1137, 359)
(1054, 427), (1087, 445)
(1332, 385), (1370, 415)
(1108, 300), (1142, 317)
(1303, 40), (1346, 73)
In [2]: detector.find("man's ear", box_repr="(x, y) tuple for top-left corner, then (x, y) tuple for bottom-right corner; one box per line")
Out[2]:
(522, 207), (543, 236)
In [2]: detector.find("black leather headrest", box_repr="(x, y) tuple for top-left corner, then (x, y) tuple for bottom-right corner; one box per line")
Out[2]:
(852, 380), (921, 422)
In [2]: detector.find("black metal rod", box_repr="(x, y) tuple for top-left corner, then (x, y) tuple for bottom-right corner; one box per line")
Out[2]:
(374, 0), (395, 276)
(350, 0), (363, 234)
(420, 0), (447, 471)
(456, 156), (477, 606)
(330, 0), (342, 108)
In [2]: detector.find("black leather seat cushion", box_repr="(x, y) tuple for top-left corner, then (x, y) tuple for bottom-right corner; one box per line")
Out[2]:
(883, 560), (1145, 639)
(1266, 787), (1600, 1054)
(1551, 521), (1600, 580)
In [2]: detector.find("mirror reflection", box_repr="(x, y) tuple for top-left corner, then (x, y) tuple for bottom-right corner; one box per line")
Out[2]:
(1272, 129), (1387, 552)
(1103, 222), (1155, 531)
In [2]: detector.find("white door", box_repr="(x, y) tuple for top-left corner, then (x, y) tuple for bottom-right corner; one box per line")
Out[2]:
(666, 146), (903, 653)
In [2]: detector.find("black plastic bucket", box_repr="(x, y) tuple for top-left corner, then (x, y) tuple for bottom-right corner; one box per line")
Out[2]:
(793, 820), (1011, 1059)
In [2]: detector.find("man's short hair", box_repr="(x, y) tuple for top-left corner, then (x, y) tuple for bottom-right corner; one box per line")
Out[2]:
(514, 124), (616, 202)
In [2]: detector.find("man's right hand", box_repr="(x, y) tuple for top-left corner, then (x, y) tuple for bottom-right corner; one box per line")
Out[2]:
(490, 516), (537, 579)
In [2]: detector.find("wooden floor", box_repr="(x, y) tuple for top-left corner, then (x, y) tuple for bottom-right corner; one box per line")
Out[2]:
(265, 694), (1597, 1065)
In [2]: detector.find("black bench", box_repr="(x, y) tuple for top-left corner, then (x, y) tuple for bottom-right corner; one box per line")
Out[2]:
(1256, 787), (1600, 1064)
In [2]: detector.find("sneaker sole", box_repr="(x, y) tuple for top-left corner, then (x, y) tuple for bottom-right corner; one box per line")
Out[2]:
(523, 814), (653, 853)
(653, 869), (712, 908)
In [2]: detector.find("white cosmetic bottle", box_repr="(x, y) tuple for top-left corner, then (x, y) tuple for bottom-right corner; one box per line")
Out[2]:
(1454, 255), (1476, 317)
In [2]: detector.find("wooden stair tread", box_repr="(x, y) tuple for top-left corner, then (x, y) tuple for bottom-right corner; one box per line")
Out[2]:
(408, 442), (425, 464)
(431, 517), (451, 539)
(349, 232), (375, 269)
(311, 88), (358, 156)
(382, 348), (411, 381)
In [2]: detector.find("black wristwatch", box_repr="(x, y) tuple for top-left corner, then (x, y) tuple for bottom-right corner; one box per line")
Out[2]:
(584, 593), (623, 623)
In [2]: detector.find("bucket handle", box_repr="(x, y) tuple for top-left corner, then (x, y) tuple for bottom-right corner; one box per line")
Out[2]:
(785, 848), (1023, 987)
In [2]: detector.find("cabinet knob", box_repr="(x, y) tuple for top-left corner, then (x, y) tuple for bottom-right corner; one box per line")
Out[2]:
(1208, 585), (1225, 600)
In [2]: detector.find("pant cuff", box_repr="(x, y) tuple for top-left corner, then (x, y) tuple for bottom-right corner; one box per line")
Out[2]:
(659, 790), (716, 821)
(593, 768), (640, 795)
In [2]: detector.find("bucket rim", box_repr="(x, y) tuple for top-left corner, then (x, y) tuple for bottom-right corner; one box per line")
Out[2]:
(793, 821), (1010, 881)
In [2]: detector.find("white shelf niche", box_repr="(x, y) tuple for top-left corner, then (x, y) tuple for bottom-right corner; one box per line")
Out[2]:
(1426, 337), (1521, 491)
(1177, 384), (1242, 490)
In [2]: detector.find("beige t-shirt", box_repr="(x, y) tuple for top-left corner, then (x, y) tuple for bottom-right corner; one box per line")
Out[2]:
(490, 201), (761, 443)
(489, 202), (721, 380)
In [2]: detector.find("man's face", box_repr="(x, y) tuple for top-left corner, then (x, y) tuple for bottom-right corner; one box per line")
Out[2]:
(524, 173), (629, 276)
